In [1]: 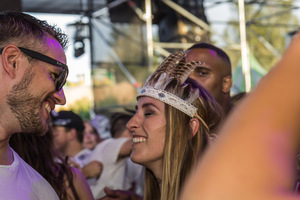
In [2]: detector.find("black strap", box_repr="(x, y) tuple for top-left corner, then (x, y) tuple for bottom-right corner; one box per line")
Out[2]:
(69, 178), (80, 200)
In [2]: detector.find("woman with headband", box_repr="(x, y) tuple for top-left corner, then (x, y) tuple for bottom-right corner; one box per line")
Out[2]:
(126, 51), (223, 200)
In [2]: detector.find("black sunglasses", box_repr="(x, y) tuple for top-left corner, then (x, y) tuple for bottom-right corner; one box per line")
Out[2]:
(0, 47), (69, 91)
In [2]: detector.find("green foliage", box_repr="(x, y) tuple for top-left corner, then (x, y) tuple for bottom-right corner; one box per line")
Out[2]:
(224, 1), (299, 71)
(67, 98), (91, 120)
(95, 96), (119, 108)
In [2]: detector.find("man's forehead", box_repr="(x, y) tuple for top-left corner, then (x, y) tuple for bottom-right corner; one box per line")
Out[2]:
(186, 48), (218, 59)
(187, 49), (224, 70)
(186, 47), (231, 76)
(45, 37), (66, 62)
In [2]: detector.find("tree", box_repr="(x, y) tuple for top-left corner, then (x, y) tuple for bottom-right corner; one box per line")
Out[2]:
(224, 0), (299, 71)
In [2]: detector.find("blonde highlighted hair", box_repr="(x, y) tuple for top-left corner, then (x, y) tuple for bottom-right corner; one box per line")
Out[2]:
(143, 78), (223, 200)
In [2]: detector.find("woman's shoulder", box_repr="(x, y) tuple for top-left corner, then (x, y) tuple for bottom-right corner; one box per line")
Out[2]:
(68, 167), (94, 200)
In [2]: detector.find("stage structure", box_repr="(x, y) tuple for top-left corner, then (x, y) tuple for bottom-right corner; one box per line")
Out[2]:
(1, 0), (299, 112)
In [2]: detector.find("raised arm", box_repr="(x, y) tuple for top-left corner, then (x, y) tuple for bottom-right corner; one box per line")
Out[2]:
(118, 139), (132, 160)
(180, 33), (300, 200)
(82, 160), (103, 179)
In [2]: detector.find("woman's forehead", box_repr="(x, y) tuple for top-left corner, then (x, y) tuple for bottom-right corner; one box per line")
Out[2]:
(137, 96), (165, 109)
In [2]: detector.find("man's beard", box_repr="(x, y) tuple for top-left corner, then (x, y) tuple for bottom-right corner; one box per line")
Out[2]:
(6, 67), (48, 136)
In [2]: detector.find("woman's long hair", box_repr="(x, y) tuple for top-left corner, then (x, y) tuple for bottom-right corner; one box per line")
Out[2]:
(143, 78), (223, 200)
(9, 130), (76, 199)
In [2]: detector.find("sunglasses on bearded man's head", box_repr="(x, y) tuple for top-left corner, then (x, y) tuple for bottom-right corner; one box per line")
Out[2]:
(0, 46), (68, 91)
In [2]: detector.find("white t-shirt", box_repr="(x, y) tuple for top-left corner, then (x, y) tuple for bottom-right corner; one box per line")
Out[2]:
(124, 158), (145, 196)
(72, 148), (92, 168)
(0, 148), (59, 200)
(88, 137), (129, 199)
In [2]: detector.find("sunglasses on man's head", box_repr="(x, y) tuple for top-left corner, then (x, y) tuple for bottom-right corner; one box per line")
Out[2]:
(0, 47), (69, 91)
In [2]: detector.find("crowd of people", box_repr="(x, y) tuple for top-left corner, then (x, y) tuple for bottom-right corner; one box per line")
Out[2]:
(1, 10), (300, 200)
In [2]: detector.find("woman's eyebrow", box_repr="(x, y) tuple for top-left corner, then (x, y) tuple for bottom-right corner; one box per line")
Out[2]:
(141, 102), (160, 110)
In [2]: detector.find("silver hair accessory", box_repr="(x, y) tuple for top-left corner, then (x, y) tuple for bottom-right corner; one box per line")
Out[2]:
(137, 51), (204, 118)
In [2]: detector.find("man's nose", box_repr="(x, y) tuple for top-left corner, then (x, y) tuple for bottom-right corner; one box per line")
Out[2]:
(53, 88), (66, 105)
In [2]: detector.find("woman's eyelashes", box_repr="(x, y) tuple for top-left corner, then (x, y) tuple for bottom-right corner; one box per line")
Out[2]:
(144, 109), (154, 117)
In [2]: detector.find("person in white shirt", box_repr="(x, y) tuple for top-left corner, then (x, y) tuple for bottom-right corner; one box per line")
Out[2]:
(51, 111), (92, 167)
(0, 10), (69, 199)
(0, 149), (59, 200)
(88, 112), (137, 199)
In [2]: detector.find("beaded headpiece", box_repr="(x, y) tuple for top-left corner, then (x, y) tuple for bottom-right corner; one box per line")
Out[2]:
(137, 51), (204, 118)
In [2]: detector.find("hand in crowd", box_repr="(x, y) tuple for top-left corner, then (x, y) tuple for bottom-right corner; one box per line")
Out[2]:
(67, 157), (81, 169)
(98, 187), (143, 200)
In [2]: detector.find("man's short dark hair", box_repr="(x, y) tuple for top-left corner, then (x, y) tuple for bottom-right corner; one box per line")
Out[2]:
(0, 11), (68, 50)
(187, 42), (231, 68)
(110, 113), (133, 138)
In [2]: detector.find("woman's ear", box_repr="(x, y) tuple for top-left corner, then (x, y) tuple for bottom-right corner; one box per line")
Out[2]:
(1, 45), (21, 79)
(189, 118), (200, 138)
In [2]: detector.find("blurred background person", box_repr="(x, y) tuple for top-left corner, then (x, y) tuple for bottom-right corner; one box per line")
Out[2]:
(83, 120), (103, 151)
(51, 110), (92, 168)
(90, 114), (112, 140)
(103, 112), (145, 198)
(185, 43), (232, 116)
(51, 110), (102, 180)
(87, 112), (133, 199)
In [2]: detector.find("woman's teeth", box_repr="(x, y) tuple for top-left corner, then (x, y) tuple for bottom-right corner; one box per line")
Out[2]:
(133, 137), (146, 143)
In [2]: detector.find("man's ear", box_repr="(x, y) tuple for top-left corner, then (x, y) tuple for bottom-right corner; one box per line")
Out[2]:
(189, 118), (200, 138)
(68, 129), (77, 141)
(222, 75), (232, 93)
(1, 45), (22, 79)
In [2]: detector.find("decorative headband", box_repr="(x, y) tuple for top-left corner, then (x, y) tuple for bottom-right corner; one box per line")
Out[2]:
(137, 51), (205, 118)
(138, 86), (197, 117)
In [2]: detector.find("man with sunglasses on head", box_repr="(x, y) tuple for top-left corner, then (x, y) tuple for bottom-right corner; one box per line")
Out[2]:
(0, 11), (69, 199)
